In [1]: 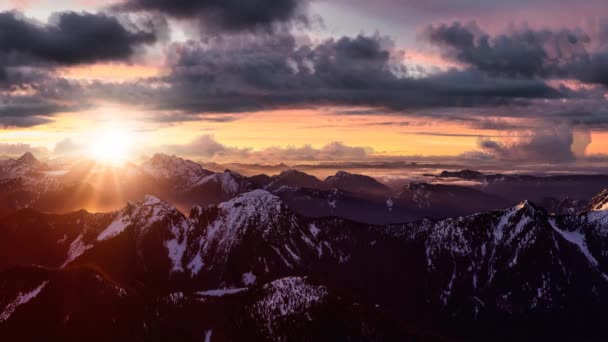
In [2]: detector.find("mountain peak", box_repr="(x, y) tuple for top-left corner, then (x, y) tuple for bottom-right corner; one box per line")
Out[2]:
(142, 195), (164, 206)
(150, 152), (174, 160)
(16, 152), (37, 165)
(129, 194), (176, 212)
(279, 169), (309, 177)
(266, 169), (324, 190)
(514, 200), (544, 214)
(334, 171), (351, 177)
(193, 169), (252, 197)
(142, 153), (211, 182)
(98, 195), (183, 241)
(219, 189), (282, 211)
(324, 171), (390, 196)
(213, 190), (288, 231)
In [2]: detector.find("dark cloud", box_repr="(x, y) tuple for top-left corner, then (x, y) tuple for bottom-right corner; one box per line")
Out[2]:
(0, 69), (90, 127)
(425, 21), (608, 86)
(114, 0), (309, 32)
(0, 90), (82, 128)
(0, 23), (591, 130)
(0, 11), (157, 66)
(109, 34), (561, 119)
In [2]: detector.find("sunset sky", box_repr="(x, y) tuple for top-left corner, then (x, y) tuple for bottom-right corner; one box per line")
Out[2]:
(1, 0), (608, 166)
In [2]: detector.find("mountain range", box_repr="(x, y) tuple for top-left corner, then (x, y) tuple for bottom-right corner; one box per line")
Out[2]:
(2, 153), (608, 340)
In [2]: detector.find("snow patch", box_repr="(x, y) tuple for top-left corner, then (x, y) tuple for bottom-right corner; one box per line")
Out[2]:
(550, 219), (608, 280)
(187, 253), (204, 275)
(164, 219), (191, 273)
(386, 197), (394, 212)
(97, 195), (177, 241)
(0, 281), (48, 322)
(97, 214), (131, 241)
(196, 288), (248, 297)
(251, 277), (328, 338)
(62, 234), (91, 267)
(204, 329), (213, 342)
(242, 272), (257, 286)
(308, 223), (320, 237)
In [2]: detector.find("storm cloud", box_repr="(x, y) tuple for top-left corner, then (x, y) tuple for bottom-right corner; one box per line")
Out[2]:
(116, 33), (562, 119)
(425, 21), (608, 86)
(115, 0), (309, 32)
(0, 10), (157, 66)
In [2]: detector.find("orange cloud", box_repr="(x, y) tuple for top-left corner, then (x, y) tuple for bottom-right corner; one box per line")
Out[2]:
(58, 63), (162, 82)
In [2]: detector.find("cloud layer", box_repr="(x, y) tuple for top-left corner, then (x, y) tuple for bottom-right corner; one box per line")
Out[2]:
(161, 134), (371, 162)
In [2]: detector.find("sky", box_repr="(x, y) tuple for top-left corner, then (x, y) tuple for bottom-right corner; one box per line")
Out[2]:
(1, 0), (608, 168)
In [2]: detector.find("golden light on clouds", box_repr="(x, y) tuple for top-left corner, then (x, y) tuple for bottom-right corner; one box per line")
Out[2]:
(587, 132), (608, 156)
(59, 63), (162, 82)
(1, 104), (605, 163)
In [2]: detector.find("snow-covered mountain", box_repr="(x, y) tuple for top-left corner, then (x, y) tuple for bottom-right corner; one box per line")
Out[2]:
(0, 154), (99, 216)
(181, 169), (256, 208)
(0, 152), (48, 179)
(141, 153), (214, 189)
(3, 188), (608, 340)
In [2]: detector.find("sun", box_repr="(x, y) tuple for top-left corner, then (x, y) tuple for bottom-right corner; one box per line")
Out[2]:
(88, 128), (132, 165)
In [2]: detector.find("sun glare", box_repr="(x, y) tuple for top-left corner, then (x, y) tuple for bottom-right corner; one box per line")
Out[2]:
(88, 128), (132, 165)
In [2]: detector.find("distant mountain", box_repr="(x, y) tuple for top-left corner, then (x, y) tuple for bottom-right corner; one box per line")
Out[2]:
(265, 169), (326, 191)
(391, 182), (511, 218)
(324, 171), (391, 197)
(0, 153), (48, 179)
(270, 186), (416, 224)
(248, 174), (272, 188)
(180, 169), (256, 208)
(3, 154), (592, 228)
(3, 189), (608, 340)
(438, 169), (608, 203)
(538, 197), (588, 215)
(0, 154), (98, 217)
(439, 169), (485, 180)
(141, 153), (214, 190)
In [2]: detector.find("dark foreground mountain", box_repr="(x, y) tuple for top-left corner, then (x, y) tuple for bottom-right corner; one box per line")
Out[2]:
(2, 189), (608, 340)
